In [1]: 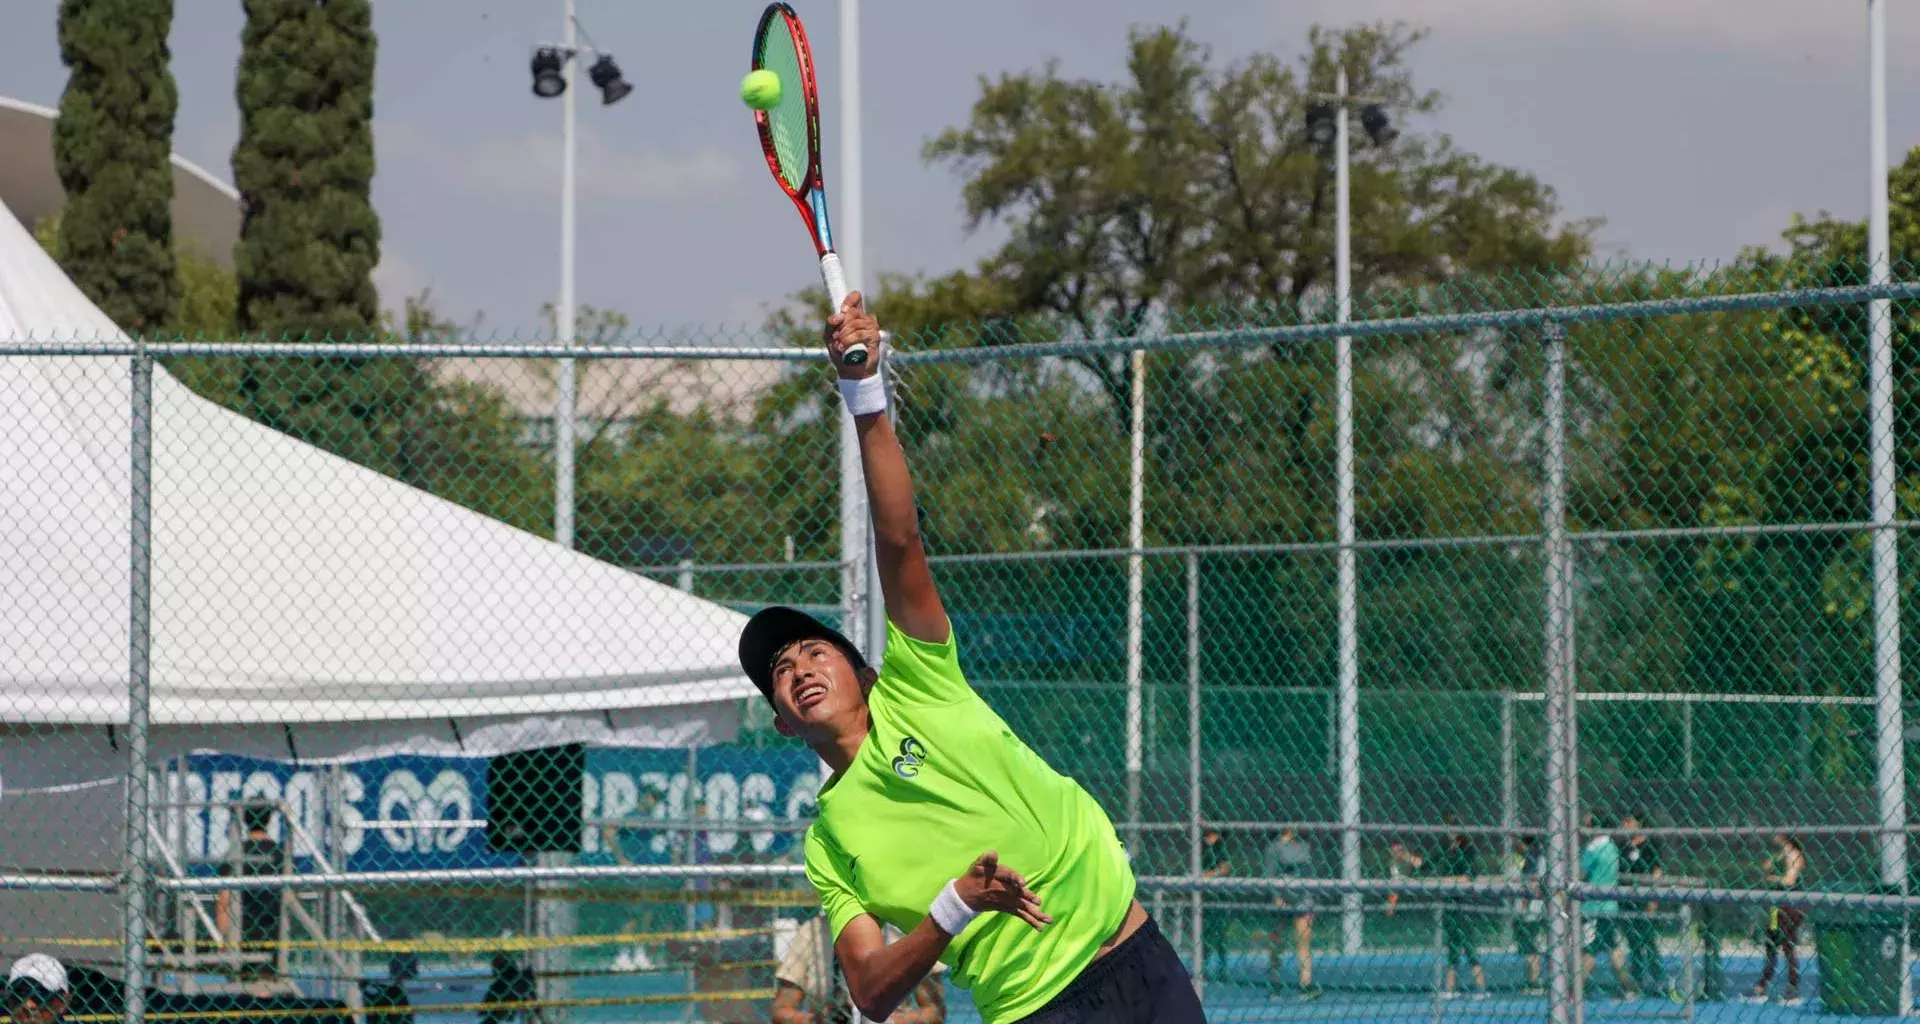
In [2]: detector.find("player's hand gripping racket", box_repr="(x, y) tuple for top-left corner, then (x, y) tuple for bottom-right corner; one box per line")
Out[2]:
(750, 2), (868, 366)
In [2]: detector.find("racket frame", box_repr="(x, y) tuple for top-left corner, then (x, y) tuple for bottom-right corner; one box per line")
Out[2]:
(751, 2), (865, 364)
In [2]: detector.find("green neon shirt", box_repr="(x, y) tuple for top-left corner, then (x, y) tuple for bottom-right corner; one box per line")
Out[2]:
(803, 619), (1136, 1023)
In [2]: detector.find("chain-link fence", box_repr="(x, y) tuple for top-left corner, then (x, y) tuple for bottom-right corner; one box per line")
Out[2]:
(4, 264), (1920, 1024)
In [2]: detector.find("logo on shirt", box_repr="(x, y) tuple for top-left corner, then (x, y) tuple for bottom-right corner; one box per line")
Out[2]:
(891, 736), (927, 779)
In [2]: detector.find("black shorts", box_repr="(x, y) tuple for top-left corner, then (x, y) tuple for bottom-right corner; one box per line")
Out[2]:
(1014, 916), (1205, 1024)
(1514, 919), (1545, 957)
(1585, 917), (1620, 956)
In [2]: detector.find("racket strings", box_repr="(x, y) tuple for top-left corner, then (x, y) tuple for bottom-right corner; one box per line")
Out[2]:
(757, 21), (813, 190)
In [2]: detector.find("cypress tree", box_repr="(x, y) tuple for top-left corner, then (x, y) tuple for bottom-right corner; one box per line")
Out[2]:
(232, 0), (380, 338)
(232, 0), (404, 468)
(53, 0), (181, 334)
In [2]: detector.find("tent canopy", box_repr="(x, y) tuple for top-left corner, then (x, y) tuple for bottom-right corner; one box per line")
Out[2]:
(0, 196), (755, 769)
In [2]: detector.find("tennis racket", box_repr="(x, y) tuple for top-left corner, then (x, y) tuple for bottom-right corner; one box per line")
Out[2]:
(750, 2), (866, 365)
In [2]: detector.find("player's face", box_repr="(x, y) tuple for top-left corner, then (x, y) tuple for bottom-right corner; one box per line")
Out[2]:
(769, 638), (863, 735)
(9, 996), (65, 1024)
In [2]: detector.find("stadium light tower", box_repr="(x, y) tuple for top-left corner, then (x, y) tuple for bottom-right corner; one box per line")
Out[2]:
(1865, 0), (1908, 1014)
(530, 1), (633, 551)
(526, 3), (633, 1014)
(1307, 65), (1393, 960)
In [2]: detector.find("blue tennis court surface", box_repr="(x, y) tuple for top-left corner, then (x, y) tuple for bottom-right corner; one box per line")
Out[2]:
(304, 946), (1920, 1023)
(950, 949), (1907, 1024)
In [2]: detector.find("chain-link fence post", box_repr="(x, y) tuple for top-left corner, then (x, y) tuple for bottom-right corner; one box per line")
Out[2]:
(1866, 235), (1910, 1024)
(555, 353), (577, 549)
(1334, 299), (1362, 960)
(1867, 4), (1911, 1008)
(1500, 690), (1517, 954)
(124, 347), (155, 1024)
(1125, 348), (1146, 853)
(1185, 551), (1204, 996)
(1539, 319), (1577, 1024)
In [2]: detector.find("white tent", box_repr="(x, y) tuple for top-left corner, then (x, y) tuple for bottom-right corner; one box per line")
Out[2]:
(0, 196), (757, 784)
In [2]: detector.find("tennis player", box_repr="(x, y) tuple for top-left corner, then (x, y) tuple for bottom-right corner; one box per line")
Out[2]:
(6, 955), (70, 1024)
(739, 293), (1205, 1023)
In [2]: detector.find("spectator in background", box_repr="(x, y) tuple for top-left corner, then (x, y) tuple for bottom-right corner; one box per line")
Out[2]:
(1506, 835), (1546, 995)
(216, 805), (287, 988)
(1199, 828), (1234, 979)
(1619, 814), (1669, 995)
(360, 949), (418, 1024)
(772, 915), (944, 1024)
(1432, 821), (1489, 1000)
(1263, 827), (1321, 999)
(6, 955), (70, 1024)
(1386, 839), (1424, 919)
(1580, 812), (1637, 999)
(479, 952), (539, 1024)
(1744, 833), (1808, 1008)
(687, 798), (719, 933)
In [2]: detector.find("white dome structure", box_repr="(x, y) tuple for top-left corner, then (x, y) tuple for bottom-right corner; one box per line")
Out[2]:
(0, 96), (241, 268)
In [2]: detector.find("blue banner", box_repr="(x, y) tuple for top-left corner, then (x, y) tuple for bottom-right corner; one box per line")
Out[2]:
(171, 747), (822, 874)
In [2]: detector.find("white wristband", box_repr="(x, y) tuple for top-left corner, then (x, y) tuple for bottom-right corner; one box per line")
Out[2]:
(838, 374), (888, 417)
(928, 878), (979, 936)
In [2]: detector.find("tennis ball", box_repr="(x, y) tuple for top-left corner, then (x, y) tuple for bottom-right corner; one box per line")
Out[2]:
(740, 69), (783, 110)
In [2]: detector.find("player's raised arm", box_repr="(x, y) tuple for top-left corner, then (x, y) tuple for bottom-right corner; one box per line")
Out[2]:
(826, 292), (949, 646)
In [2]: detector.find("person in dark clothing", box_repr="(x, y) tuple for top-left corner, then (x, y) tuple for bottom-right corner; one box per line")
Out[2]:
(360, 951), (418, 1024)
(1506, 836), (1546, 995)
(1744, 834), (1808, 1007)
(1432, 825), (1488, 1000)
(480, 953), (539, 1024)
(1619, 814), (1668, 994)
(216, 806), (287, 983)
(1199, 829), (1233, 980)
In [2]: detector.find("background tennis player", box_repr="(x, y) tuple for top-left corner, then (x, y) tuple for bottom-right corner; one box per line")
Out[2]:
(6, 955), (70, 1024)
(739, 292), (1205, 1023)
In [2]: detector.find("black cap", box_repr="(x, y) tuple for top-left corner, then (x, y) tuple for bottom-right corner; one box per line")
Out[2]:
(739, 606), (869, 703)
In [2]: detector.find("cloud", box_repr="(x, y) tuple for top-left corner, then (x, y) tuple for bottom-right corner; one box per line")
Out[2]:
(1279, 0), (1911, 62)
(371, 252), (435, 315)
(380, 120), (741, 202)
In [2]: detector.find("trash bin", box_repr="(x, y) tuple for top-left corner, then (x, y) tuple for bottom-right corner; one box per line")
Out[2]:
(1817, 907), (1905, 1016)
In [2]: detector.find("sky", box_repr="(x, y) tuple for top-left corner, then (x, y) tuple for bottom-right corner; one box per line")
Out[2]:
(1, 0), (1917, 337)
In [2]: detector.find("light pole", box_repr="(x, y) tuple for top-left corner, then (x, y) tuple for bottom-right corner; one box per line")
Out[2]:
(527, 14), (631, 1019)
(530, 2), (633, 551)
(1307, 66), (1395, 958)
(1865, 0), (1908, 1015)
(839, 4), (874, 1015)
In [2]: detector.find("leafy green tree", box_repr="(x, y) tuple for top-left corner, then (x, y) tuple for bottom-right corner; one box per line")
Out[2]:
(385, 293), (552, 534)
(1514, 148), (1920, 795)
(923, 22), (1594, 426)
(53, 0), (180, 334)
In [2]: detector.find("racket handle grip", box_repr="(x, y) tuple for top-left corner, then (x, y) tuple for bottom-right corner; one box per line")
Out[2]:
(819, 252), (868, 366)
